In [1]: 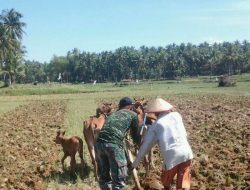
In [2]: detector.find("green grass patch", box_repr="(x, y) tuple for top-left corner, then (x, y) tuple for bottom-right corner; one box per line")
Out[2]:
(0, 100), (29, 114)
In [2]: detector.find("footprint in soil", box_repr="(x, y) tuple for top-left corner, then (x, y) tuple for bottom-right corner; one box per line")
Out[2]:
(141, 174), (164, 190)
(143, 180), (164, 190)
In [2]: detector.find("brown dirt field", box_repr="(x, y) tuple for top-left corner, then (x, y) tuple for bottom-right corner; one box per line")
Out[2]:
(139, 95), (250, 190)
(0, 95), (249, 190)
(0, 101), (66, 190)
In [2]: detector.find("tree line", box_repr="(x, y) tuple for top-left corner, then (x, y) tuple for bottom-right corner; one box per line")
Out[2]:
(1, 9), (250, 85)
(22, 41), (250, 84)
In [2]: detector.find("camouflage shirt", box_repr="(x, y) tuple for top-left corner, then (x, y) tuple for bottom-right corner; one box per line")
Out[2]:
(97, 109), (141, 147)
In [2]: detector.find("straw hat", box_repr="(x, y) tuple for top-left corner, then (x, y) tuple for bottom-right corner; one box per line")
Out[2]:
(145, 98), (173, 113)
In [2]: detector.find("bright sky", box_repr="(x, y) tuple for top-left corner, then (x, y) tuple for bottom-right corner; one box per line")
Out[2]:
(1, 0), (250, 63)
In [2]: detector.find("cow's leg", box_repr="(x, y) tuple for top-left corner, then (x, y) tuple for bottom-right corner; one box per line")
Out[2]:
(84, 125), (98, 180)
(148, 150), (152, 170)
(87, 143), (98, 180)
(79, 153), (85, 170)
(91, 147), (98, 181)
(94, 160), (98, 181)
(149, 148), (155, 170)
(143, 155), (150, 175)
(143, 149), (155, 175)
(61, 154), (67, 171)
(78, 142), (85, 170)
(70, 154), (76, 174)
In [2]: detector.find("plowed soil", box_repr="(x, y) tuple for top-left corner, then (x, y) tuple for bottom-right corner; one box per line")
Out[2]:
(0, 95), (249, 190)
(0, 101), (66, 190)
(139, 95), (250, 190)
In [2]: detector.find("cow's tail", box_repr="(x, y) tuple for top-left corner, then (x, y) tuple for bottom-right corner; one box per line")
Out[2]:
(83, 120), (87, 135)
(83, 118), (91, 143)
(91, 122), (97, 144)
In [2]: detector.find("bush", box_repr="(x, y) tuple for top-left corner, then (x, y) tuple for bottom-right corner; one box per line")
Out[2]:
(218, 75), (236, 87)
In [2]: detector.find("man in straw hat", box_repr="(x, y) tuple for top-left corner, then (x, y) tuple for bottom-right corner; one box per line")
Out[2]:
(132, 97), (193, 190)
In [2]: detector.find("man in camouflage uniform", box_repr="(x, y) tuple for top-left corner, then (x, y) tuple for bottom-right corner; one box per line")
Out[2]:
(95, 97), (141, 190)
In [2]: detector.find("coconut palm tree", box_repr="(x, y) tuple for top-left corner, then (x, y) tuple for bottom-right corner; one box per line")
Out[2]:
(0, 9), (26, 40)
(0, 8), (26, 85)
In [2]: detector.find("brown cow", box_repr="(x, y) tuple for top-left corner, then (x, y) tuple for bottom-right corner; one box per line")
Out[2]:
(54, 130), (85, 174)
(83, 102), (114, 180)
(132, 98), (157, 173)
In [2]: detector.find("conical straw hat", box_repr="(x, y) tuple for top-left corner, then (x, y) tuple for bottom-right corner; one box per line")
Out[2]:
(145, 98), (173, 113)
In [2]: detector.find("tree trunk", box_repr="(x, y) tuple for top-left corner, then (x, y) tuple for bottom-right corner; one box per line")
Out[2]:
(3, 72), (11, 86)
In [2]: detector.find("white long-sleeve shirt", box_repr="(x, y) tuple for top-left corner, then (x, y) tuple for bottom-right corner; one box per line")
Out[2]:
(132, 112), (193, 170)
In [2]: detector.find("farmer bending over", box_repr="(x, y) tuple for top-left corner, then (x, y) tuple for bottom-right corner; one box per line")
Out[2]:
(132, 97), (193, 190)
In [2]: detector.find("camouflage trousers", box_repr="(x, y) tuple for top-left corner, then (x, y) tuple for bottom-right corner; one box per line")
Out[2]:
(95, 142), (128, 190)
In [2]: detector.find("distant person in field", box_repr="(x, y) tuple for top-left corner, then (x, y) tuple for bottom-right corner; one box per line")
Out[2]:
(95, 97), (141, 190)
(132, 97), (193, 190)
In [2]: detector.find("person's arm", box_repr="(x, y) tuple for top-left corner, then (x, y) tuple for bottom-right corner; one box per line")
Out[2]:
(130, 115), (141, 146)
(132, 125), (157, 168)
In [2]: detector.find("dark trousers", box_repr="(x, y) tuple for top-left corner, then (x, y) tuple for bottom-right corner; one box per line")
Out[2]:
(95, 142), (128, 190)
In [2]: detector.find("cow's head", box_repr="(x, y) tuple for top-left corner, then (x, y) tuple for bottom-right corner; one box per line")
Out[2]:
(96, 102), (114, 116)
(132, 97), (147, 115)
(54, 130), (65, 144)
